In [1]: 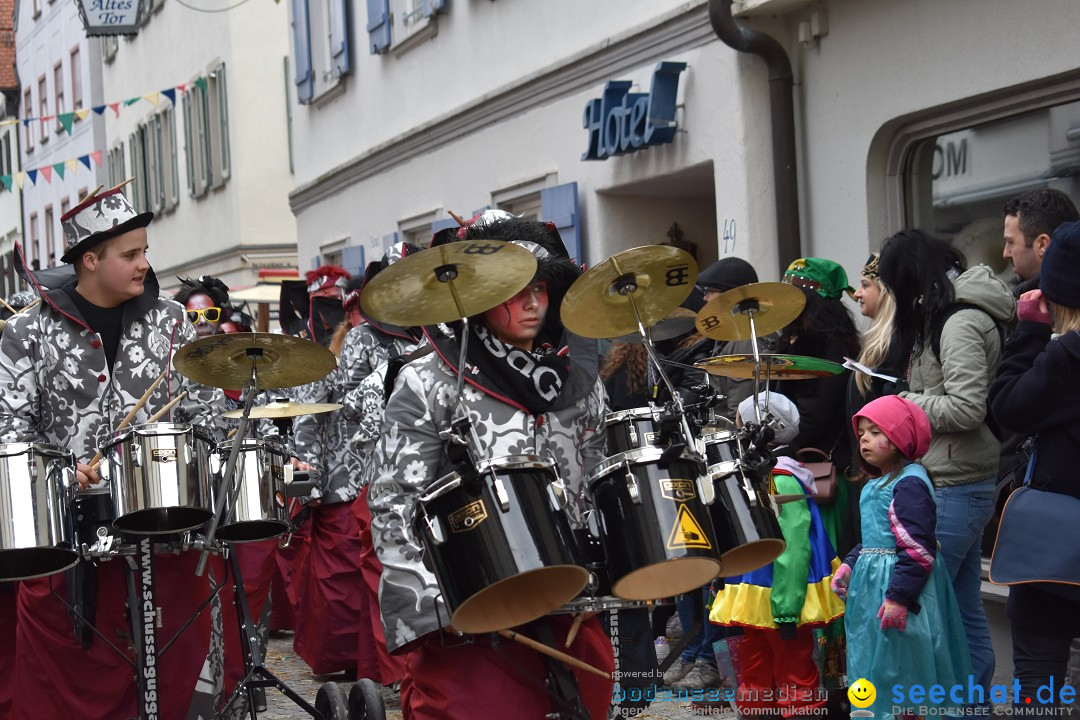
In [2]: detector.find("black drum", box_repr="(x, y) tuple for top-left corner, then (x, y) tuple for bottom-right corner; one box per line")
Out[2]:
(707, 465), (785, 577)
(699, 428), (740, 479)
(587, 448), (722, 601)
(414, 455), (589, 635)
(603, 407), (662, 456)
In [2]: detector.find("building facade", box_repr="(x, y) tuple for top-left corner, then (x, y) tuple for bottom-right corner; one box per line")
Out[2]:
(0, 0), (22, 296)
(100, 0), (297, 291)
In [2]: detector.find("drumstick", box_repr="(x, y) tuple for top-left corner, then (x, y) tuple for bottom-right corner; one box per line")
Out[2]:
(564, 612), (585, 648)
(448, 210), (468, 227)
(88, 371), (167, 468)
(0, 297), (16, 315)
(146, 391), (187, 423)
(79, 184), (105, 203)
(226, 427), (239, 440)
(497, 629), (609, 679)
(16, 298), (41, 314)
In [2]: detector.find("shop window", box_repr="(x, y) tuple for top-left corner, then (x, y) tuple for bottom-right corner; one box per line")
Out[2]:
(902, 99), (1080, 282)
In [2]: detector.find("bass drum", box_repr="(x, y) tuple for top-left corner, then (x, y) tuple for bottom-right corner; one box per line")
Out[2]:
(0, 442), (78, 581)
(588, 448), (722, 601)
(414, 455), (588, 635)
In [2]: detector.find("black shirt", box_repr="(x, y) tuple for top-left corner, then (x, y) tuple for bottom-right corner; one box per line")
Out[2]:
(63, 285), (124, 370)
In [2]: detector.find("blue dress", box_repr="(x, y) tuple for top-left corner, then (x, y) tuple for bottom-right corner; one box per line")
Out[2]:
(845, 463), (972, 719)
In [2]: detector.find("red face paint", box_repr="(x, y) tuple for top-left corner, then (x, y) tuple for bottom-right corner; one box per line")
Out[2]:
(483, 281), (549, 351)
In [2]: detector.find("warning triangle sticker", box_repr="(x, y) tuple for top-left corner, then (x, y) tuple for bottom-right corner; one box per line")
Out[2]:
(667, 504), (712, 550)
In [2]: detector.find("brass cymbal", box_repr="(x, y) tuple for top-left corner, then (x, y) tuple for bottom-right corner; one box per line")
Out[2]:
(173, 333), (337, 390)
(360, 240), (538, 327)
(560, 246), (697, 339)
(222, 401), (342, 419)
(695, 282), (806, 341)
(609, 308), (697, 344)
(695, 353), (845, 380)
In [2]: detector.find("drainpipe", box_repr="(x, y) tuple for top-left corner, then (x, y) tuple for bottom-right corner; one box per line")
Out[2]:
(708, 0), (801, 277)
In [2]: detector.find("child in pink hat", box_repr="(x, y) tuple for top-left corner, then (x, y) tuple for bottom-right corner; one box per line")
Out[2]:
(830, 395), (972, 719)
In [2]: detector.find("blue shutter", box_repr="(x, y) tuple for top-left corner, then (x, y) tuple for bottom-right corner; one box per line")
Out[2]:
(341, 244), (365, 276)
(541, 182), (581, 264)
(330, 0), (351, 78)
(431, 218), (457, 233)
(423, 0), (445, 16)
(311, 255), (322, 269)
(471, 205), (492, 218)
(366, 0), (391, 55)
(291, 0), (314, 104)
(382, 231), (399, 252)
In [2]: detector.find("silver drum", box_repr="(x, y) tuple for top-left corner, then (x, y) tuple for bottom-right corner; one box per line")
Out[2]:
(211, 437), (288, 543)
(0, 442), (78, 581)
(104, 422), (214, 535)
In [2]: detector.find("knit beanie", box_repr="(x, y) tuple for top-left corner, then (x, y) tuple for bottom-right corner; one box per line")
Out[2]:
(1041, 220), (1080, 308)
(698, 257), (758, 293)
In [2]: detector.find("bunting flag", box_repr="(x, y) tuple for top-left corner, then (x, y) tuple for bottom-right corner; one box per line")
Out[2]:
(91, 150), (102, 167)
(194, 77), (208, 93)
(162, 88), (176, 106)
(14, 173), (25, 189)
(92, 105), (106, 116)
(0, 176), (10, 192)
(143, 92), (160, 107)
(39, 166), (52, 183)
(78, 154), (92, 171)
(58, 113), (74, 135)
(0, 147), (105, 193)
(108, 102), (120, 117)
(26, 169), (37, 185)
(124, 97), (140, 107)
(65, 159), (77, 173)
(75, 109), (91, 122)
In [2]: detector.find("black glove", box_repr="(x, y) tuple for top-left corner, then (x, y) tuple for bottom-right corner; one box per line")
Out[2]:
(879, 377), (909, 396)
(777, 622), (798, 640)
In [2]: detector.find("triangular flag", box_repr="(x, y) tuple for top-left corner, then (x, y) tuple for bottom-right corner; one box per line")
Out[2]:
(75, 109), (91, 121)
(0, 119), (16, 127)
(41, 115), (53, 123)
(162, 88), (176, 106)
(176, 83), (187, 93)
(0, 176), (11, 193)
(54, 162), (66, 180)
(39, 166), (52, 183)
(14, 172), (25, 189)
(91, 150), (103, 167)
(26, 169), (37, 185)
(92, 104), (106, 115)
(58, 112), (74, 135)
(21, 119), (29, 128)
(194, 77), (208, 93)
(124, 97), (140, 107)
(108, 102), (121, 117)
(143, 92), (160, 107)
(65, 159), (77, 172)
(79, 154), (92, 171)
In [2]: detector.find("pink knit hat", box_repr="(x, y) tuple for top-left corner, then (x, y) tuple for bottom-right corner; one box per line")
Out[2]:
(852, 395), (932, 461)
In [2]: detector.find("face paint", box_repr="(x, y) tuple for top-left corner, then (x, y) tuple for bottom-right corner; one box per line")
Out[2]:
(482, 281), (549, 351)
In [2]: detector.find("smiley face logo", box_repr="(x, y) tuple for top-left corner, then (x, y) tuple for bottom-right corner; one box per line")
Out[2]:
(848, 678), (877, 709)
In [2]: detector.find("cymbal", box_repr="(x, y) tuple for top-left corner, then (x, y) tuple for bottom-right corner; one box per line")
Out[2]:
(360, 240), (538, 327)
(173, 333), (337, 390)
(222, 401), (342, 420)
(560, 246), (697, 339)
(695, 282), (806, 341)
(695, 353), (845, 380)
(609, 308), (697, 344)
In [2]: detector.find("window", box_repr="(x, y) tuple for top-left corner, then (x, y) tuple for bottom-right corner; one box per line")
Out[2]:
(102, 36), (117, 64)
(184, 65), (231, 196)
(37, 76), (47, 143)
(208, 65), (230, 184)
(133, 108), (180, 214)
(70, 46), (82, 112)
(44, 206), (54, 267)
(0, 131), (12, 185)
(387, 0), (443, 54)
(53, 61), (64, 134)
(292, 0), (350, 104)
(108, 144), (126, 188)
(129, 129), (147, 213)
(160, 107), (180, 210)
(22, 88), (32, 150)
(60, 197), (70, 225)
(28, 214), (38, 269)
(32, 0), (39, 18)
(901, 99), (1080, 280)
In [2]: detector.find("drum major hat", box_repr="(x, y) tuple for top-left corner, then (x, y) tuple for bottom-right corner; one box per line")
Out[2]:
(60, 186), (154, 264)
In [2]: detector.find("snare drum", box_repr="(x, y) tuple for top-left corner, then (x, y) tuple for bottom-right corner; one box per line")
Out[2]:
(0, 442), (78, 581)
(707, 467), (785, 577)
(699, 428), (740, 478)
(604, 407), (663, 456)
(414, 455), (588, 635)
(587, 448), (722, 601)
(103, 422), (214, 535)
(211, 437), (288, 543)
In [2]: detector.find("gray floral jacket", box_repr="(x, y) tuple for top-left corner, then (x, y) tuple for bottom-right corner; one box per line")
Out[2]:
(366, 335), (605, 653)
(0, 274), (228, 462)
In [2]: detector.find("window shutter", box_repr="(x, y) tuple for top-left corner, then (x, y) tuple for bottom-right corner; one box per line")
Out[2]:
(329, 0), (350, 78)
(311, 255), (322, 270)
(540, 182), (581, 264)
(341, 245), (366, 276)
(382, 231), (399, 252)
(291, 0), (314, 104)
(366, 0), (391, 55)
(423, 0), (445, 16)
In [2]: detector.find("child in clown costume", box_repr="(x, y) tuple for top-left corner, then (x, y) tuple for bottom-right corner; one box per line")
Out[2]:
(710, 392), (846, 717)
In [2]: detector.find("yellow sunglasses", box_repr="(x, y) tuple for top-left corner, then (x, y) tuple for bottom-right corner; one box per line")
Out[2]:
(186, 307), (222, 323)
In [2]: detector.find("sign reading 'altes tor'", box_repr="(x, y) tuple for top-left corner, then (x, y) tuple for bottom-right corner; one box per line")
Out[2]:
(74, 0), (144, 36)
(582, 61), (687, 161)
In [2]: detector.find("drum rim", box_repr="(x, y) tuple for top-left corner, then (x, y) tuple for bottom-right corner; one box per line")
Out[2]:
(0, 441), (74, 459)
(108, 421), (214, 442)
(604, 407), (659, 424)
(586, 447), (701, 485)
(700, 429), (737, 442)
(214, 436), (287, 453)
(420, 454), (556, 503)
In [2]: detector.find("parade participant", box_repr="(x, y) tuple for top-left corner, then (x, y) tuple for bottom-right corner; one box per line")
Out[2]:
(367, 212), (614, 719)
(175, 274), (231, 338)
(0, 185), (237, 720)
(831, 395), (971, 720)
(219, 306), (254, 334)
(710, 392), (844, 717)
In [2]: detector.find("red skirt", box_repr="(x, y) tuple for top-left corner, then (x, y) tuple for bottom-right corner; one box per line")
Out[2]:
(353, 485), (406, 685)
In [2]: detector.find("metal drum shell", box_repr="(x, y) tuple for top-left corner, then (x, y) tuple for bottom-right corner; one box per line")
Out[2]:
(0, 442), (78, 581)
(212, 437), (289, 543)
(707, 467), (786, 577)
(104, 422), (214, 535)
(414, 455), (588, 635)
(604, 407), (662, 456)
(587, 448), (722, 602)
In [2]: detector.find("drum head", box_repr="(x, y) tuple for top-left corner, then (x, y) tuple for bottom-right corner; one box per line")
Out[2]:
(449, 565), (589, 635)
(611, 556), (722, 602)
(720, 539), (786, 578)
(112, 507), (212, 535)
(216, 519), (287, 543)
(0, 547), (79, 582)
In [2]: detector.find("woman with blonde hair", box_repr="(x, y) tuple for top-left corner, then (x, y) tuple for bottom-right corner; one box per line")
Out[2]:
(851, 253), (900, 398)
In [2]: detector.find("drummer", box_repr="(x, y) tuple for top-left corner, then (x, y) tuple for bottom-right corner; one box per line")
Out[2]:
(0, 184), (236, 720)
(366, 211), (614, 719)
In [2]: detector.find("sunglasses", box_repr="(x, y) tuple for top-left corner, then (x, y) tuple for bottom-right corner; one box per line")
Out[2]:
(187, 307), (222, 323)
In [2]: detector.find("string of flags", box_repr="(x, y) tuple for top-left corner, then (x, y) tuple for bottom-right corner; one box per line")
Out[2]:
(0, 77), (210, 135)
(1, 150), (104, 192)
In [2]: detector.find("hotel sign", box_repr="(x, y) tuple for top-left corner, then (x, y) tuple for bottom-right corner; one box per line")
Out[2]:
(582, 61), (687, 161)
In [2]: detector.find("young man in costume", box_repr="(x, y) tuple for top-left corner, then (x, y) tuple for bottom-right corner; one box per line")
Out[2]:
(0, 185), (237, 720)
(367, 212), (615, 719)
